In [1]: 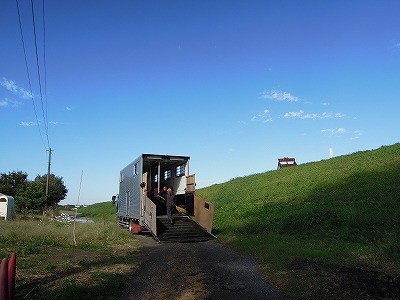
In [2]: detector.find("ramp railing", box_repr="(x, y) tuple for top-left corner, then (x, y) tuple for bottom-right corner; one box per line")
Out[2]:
(0, 252), (16, 300)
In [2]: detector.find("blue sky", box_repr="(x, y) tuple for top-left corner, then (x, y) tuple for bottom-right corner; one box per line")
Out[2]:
(1, 1), (399, 205)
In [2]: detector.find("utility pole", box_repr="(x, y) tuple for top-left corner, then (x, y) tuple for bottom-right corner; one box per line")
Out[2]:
(46, 148), (53, 197)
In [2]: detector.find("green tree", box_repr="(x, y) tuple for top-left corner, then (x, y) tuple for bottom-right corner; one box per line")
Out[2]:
(0, 171), (68, 211)
(15, 180), (46, 211)
(0, 171), (28, 197)
(34, 174), (68, 207)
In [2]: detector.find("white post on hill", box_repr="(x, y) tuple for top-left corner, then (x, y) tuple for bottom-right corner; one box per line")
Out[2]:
(329, 147), (334, 159)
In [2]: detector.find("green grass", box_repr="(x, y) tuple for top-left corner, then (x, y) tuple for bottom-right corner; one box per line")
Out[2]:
(78, 201), (117, 222)
(197, 143), (400, 298)
(0, 219), (140, 299)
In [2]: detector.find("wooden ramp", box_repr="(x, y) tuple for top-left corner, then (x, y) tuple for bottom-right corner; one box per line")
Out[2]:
(156, 215), (215, 243)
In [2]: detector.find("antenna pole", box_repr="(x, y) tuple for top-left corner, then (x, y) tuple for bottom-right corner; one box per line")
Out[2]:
(46, 148), (52, 197)
(73, 170), (84, 246)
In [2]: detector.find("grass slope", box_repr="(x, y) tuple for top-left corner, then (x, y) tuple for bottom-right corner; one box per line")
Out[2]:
(197, 144), (400, 299)
(78, 201), (117, 222)
(0, 220), (140, 299)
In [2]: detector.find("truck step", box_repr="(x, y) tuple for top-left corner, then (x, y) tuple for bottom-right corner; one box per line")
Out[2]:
(156, 215), (215, 243)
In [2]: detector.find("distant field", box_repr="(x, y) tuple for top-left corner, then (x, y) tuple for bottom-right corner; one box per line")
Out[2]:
(197, 143), (400, 299)
(78, 201), (117, 222)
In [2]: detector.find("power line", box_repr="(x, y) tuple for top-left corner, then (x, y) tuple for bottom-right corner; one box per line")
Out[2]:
(15, 0), (47, 151)
(30, 0), (50, 149)
(42, 0), (49, 134)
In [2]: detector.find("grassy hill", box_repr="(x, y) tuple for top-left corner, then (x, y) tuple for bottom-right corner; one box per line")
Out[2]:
(197, 144), (400, 299)
(78, 201), (116, 222)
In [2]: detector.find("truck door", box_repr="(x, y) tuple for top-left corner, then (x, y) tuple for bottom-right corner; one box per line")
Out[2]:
(141, 172), (148, 217)
(186, 174), (195, 192)
(185, 174), (195, 215)
(142, 172), (157, 235)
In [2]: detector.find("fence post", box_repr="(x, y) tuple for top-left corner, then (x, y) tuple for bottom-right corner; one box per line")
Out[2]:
(8, 253), (16, 300)
(0, 258), (8, 300)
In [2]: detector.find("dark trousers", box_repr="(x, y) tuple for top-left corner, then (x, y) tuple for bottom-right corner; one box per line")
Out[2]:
(167, 205), (174, 222)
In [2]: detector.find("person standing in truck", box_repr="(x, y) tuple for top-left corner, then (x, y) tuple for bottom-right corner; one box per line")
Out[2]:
(158, 185), (168, 200)
(156, 185), (168, 215)
(166, 188), (176, 225)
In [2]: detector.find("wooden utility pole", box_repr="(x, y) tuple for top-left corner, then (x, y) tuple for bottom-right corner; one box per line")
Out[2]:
(46, 148), (53, 197)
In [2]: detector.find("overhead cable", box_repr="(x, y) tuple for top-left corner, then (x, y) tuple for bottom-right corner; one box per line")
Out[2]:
(30, 0), (50, 149)
(42, 0), (49, 132)
(15, 0), (47, 151)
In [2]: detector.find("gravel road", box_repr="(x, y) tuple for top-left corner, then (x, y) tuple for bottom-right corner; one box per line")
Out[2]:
(121, 235), (286, 300)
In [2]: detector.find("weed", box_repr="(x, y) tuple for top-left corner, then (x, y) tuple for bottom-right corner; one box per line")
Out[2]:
(44, 262), (56, 271)
(1, 219), (141, 300)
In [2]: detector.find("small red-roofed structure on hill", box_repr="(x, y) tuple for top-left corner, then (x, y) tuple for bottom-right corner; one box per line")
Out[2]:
(277, 157), (297, 169)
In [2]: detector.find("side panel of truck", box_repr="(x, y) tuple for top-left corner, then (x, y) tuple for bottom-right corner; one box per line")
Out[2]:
(118, 157), (142, 219)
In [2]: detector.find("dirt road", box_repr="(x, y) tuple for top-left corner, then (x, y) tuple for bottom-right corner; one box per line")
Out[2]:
(121, 235), (285, 300)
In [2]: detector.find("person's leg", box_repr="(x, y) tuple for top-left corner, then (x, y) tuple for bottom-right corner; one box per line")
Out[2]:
(167, 205), (173, 224)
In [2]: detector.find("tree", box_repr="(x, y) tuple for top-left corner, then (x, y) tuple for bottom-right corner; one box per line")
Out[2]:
(15, 180), (46, 211)
(0, 171), (28, 197)
(0, 171), (68, 212)
(34, 174), (68, 207)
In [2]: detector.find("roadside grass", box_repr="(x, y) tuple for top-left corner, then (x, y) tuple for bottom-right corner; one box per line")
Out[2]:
(78, 201), (117, 222)
(0, 219), (140, 299)
(197, 144), (400, 299)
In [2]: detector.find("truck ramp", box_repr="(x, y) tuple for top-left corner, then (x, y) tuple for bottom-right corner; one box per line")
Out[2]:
(156, 215), (215, 243)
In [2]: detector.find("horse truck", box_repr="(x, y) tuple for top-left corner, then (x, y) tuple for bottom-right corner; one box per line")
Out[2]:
(115, 154), (215, 242)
